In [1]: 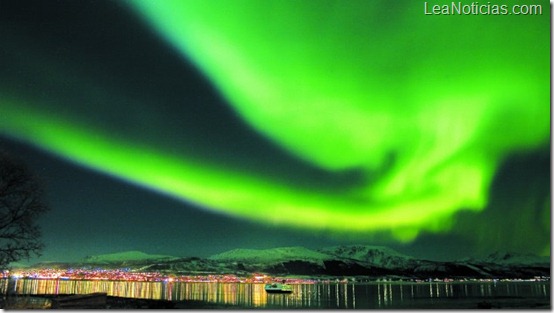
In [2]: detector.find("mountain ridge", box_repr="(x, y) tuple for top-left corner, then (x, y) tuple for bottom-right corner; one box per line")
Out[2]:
(82, 250), (179, 263)
(21, 245), (550, 280)
(208, 246), (332, 264)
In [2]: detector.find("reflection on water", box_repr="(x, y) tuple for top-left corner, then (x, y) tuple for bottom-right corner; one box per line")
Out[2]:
(0, 279), (549, 309)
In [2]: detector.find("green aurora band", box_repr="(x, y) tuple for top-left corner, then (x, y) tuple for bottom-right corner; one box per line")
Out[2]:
(0, 1), (549, 242)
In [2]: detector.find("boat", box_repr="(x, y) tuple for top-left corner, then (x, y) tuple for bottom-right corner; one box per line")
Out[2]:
(264, 282), (293, 294)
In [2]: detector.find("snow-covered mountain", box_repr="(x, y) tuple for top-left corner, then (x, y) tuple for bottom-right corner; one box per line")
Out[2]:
(317, 245), (417, 269)
(208, 245), (428, 276)
(23, 245), (549, 280)
(209, 246), (331, 265)
(209, 245), (411, 265)
(206, 245), (549, 278)
(480, 252), (550, 267)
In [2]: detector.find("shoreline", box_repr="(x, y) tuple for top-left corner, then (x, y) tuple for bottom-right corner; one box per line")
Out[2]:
(2, 293), (550, 310)
(1, 294), (243, 310)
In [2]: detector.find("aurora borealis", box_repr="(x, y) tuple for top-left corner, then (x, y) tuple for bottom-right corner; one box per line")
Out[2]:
(0, 0), (550, 262)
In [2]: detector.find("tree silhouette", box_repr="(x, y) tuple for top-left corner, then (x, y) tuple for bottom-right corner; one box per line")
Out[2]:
(0, 152), (49, 268)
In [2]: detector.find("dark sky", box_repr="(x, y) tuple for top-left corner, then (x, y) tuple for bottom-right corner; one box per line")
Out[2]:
(0, 0), (550, 264)
(1, 137), (364, 262)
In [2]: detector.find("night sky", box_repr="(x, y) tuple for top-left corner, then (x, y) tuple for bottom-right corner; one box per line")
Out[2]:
(0, 0), (549, 263)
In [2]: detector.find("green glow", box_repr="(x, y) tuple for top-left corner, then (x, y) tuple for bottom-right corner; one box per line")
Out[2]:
(1, 1), (549, 242)
(130, 0), (548, 168)
(0, 100), (499, 240)
(128, 2), (548, 226)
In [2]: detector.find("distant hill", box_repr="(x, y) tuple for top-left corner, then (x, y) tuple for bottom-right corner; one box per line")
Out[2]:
(82, 251), (178, 263)
(480, 252), (550, 267)
(206, 245), (549, 279)
(19, 245), (550, 280)
(317, 245), (416, 269)
(209, 246), (331, 264)
(6, 261), (30, 269)
(209, 246), (333, 275)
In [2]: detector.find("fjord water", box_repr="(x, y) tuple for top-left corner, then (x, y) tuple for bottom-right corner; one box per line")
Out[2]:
(1, 279), (550, 309)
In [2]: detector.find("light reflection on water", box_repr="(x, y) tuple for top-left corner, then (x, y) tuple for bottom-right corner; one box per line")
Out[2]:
(0, 279), (549, 309)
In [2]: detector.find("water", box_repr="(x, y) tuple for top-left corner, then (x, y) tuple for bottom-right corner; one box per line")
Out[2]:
(1, 279), (550, 309)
